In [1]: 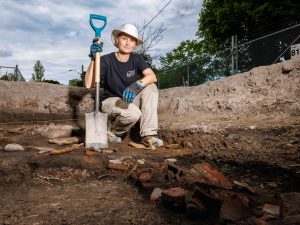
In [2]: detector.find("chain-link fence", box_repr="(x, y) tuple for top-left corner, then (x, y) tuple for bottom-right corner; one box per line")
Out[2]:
(236, 23), (300, 73)
(157, 49), (232, 89)
(157, 23), (300, 89)
(0, 65), (25, 81)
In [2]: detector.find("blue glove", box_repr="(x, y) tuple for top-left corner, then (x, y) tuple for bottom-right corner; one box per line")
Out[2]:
(123, 80), (143, 103)
(89, 38), (103, 60)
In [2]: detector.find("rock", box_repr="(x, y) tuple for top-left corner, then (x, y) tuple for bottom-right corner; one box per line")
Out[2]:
(233, 180), (256, 194)
(128, 141), (149, 149)
(165, 158), (177, 163)
(137, 159), (145, 164)
(34, 146), (55, 154)
(282, 214), (300, 225)
(282, 61), (294, 74)
(166, 144), (180, 149)
(4, 143), (24, 151)
(280, 192), (300, 218)
(262, 204), (280, 216)
(102, 149), (114, 154)
(182, 141), (193, 149)
(109, 159), (122, 164)
(36, 124), (75, 138)
(150, 188), (162, 201)
(8, 127), (27, 134)
(48, 137), (80, 145)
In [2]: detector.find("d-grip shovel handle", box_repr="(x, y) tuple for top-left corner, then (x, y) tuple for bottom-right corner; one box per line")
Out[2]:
(89, 14), (107, 113)
(89, 14), (107, 38)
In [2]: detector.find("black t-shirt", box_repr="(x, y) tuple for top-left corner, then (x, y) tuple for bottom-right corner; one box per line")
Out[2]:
(100, 52), (149, 101)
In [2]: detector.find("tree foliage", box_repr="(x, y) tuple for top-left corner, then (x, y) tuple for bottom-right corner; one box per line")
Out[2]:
(158, 0), (300, 88)
(198, 0), (300, 51)
(68, 71), (85, 87)
(0, 73), (16, 81)
(43, 79), (60, 84)
(31, 60), (45, 82)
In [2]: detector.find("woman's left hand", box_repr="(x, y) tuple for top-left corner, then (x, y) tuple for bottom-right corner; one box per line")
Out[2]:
(123, 80), (143, 103)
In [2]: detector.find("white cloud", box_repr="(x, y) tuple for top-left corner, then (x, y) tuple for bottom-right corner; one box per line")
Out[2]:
(0, 0), (203, 84)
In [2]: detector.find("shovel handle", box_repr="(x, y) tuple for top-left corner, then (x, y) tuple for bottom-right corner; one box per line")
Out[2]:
(89, 14), (107, 38)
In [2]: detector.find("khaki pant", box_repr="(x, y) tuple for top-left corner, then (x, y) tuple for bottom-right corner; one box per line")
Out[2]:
(101, 83), (158, 137)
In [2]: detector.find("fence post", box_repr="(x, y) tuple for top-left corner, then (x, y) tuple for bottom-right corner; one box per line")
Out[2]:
(187, 64), (190, 86)
(15, 65), (18, 77)
(231, 35), (238, 74)
(235, 35), (238, 72)
(231, 36), (234, 73)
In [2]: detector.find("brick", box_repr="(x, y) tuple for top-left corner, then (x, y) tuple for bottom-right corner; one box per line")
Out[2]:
(138, 170), (153, 182)
(107, 163), (128, 171)
(191, 163), (233, 189)
(219, 195), (251, 221)
(141, 182), (155, 190)
(166, 162), (184, 177)
(161, 187), (187, 206)
(186, 202), (206, 219)
(85, 150), (97, 156)
(191, 187), (221, 215)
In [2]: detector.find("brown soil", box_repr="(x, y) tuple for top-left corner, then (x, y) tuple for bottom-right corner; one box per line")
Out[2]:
(0, 125), (299, 225)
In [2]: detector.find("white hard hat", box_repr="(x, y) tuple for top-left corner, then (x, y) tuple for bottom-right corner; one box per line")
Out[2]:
(112, 24), (143, 47)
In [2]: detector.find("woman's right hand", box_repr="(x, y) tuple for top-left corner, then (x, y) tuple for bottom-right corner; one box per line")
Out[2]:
(89, 40), (103, 60)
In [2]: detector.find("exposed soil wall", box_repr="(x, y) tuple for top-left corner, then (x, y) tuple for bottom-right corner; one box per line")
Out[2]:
(0, 59), (299, 131)
(158, 58), (300, 131)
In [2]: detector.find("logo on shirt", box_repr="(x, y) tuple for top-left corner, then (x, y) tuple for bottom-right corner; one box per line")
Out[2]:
(126, 70), (135, 78)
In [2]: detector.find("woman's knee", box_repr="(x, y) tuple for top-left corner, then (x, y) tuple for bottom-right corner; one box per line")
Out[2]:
(121, 105), (141, 125)
(143, 83), (158, 94)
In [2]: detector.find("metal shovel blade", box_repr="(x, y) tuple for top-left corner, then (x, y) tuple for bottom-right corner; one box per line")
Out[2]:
(85, 111), (108, 149)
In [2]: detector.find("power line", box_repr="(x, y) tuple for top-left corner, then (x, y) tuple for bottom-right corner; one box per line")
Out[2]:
(44, 68), (81, 78)
(140, 0), (173, 32)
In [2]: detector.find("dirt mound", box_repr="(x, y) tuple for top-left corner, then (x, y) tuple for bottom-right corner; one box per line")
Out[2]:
(158, 58), (300, 130)
(0, 59), (299, 131)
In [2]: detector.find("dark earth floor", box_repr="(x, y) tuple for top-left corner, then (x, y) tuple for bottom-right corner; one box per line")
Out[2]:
(0, 123), (299, 225)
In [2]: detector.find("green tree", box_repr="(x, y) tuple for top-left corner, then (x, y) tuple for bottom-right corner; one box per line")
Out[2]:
(31, 60), (45, 82)
(158, 0), (300, 88)
(68, 71), (85, 87)
(43, 79), (60, 84)
(0, 72), (16, 81)
(198, 0), (300, 52)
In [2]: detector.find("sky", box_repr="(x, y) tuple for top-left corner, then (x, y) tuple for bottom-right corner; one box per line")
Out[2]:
(0, 0), (203, 84)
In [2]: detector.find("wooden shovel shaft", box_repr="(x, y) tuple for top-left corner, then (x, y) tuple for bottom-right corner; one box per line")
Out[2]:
(95, 51), (100, 83)
(95, 39), (101, 112)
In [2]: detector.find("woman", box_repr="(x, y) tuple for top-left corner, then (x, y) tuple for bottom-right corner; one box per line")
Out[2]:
(90, 23), (163, 149)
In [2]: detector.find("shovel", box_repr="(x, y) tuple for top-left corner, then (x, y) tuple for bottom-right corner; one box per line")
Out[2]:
(85, 14), (108, 149)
